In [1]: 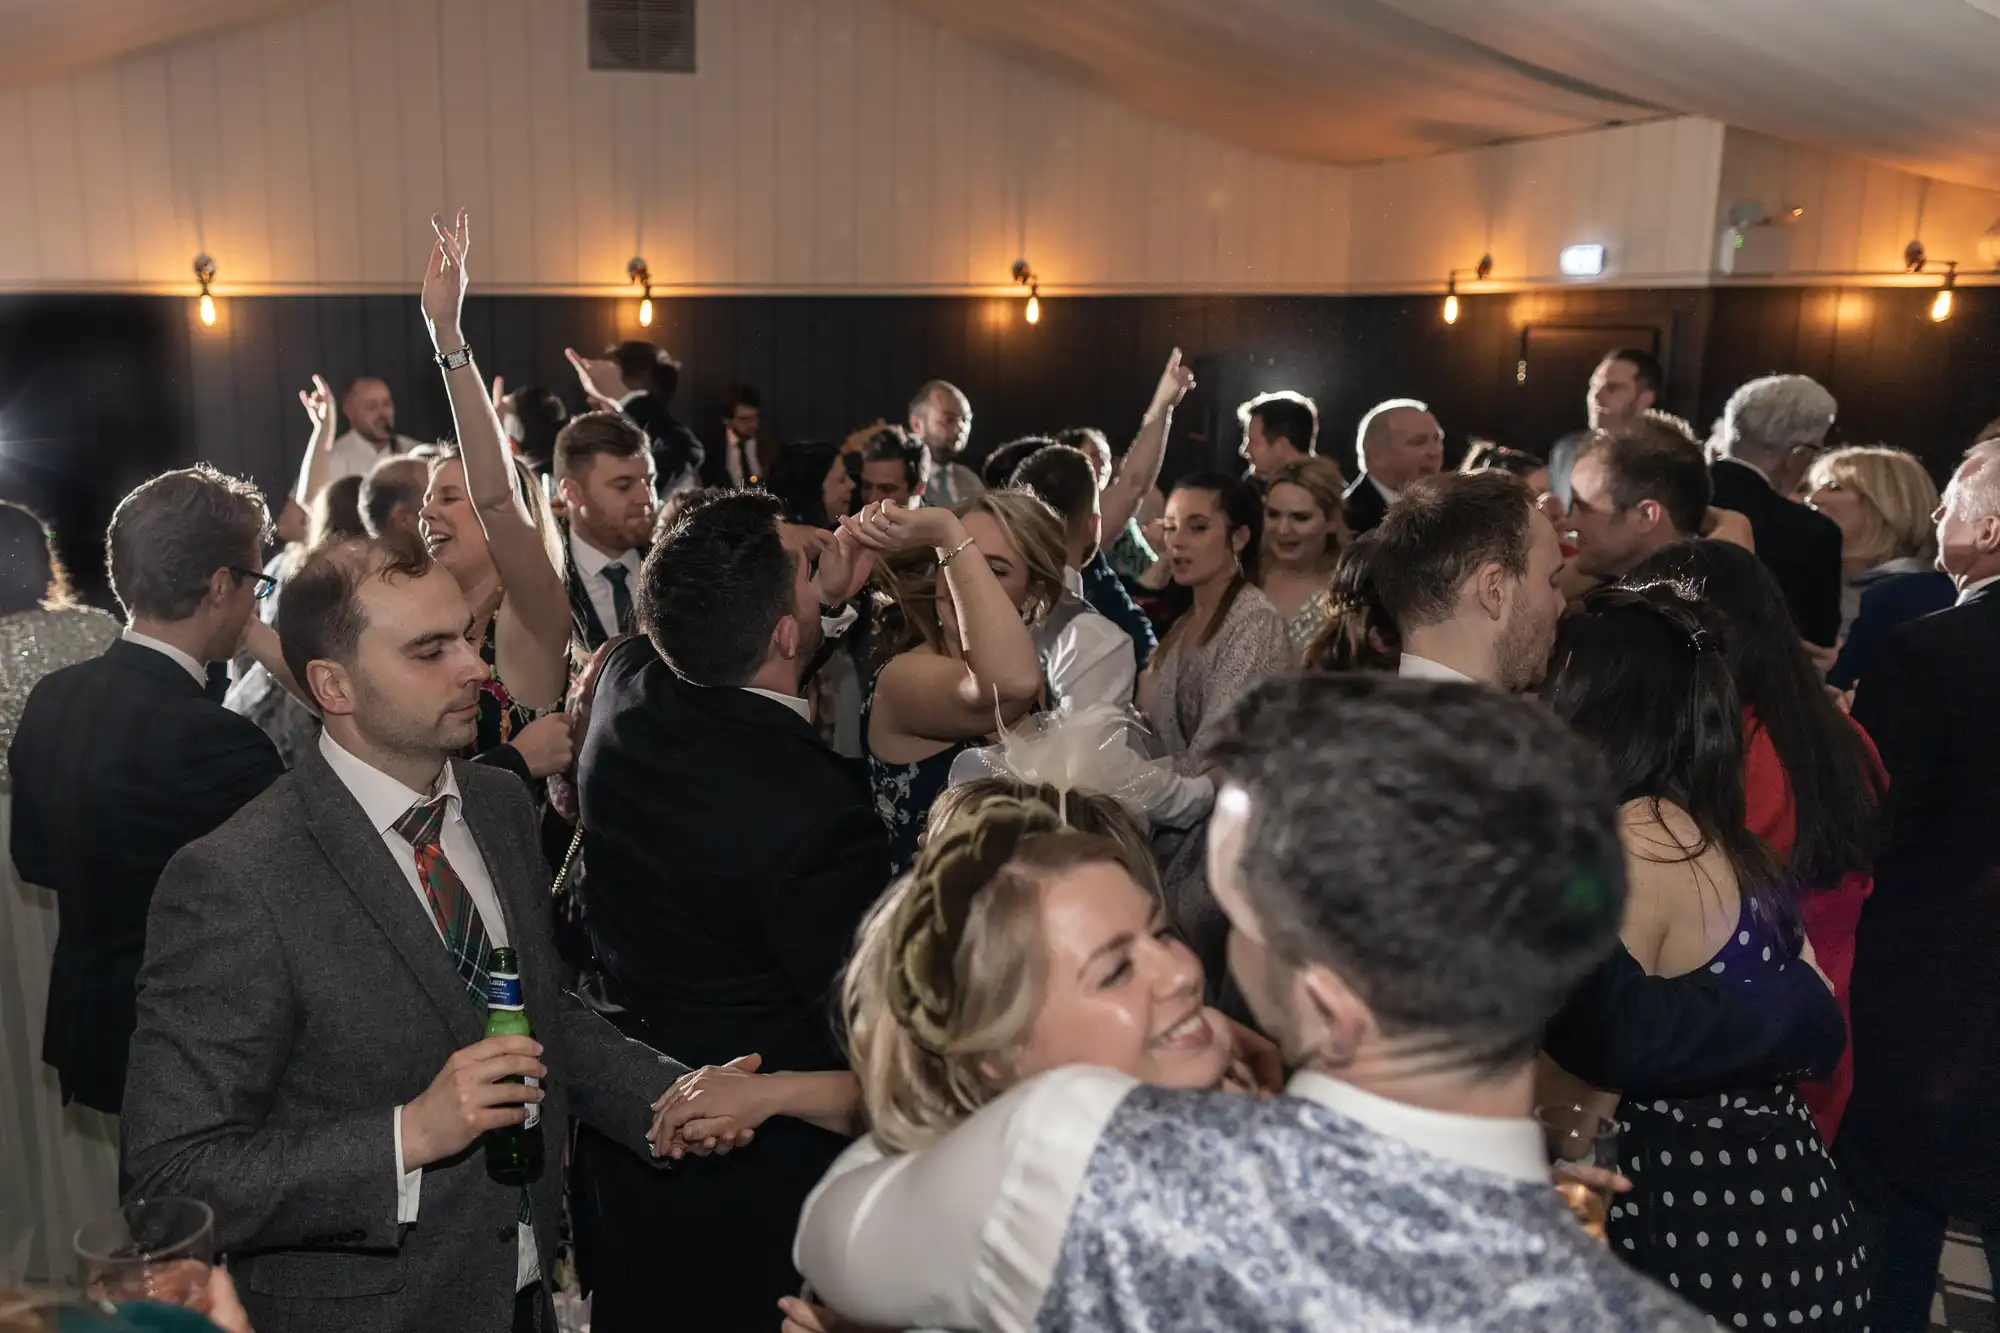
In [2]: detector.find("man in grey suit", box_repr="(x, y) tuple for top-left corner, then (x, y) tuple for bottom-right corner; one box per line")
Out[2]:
(122, 535), (719, 1333)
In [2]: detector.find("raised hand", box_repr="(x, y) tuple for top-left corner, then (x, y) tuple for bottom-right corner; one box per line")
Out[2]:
(299, 373), (335, 435)
(1150, 347), (1196, 414)
(420, 208), (471, 351)
(841, 418), (889, 455)
(813, 522), (876, 606)
(837, 500), (964, 556)
(565, 347), (628, 408)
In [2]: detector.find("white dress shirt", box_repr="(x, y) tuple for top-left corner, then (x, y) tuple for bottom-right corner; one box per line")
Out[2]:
(794, 1065), (1548, 1332)
(1397, 652), (1475, 683)
(120, 628), (207, 688)
(568, 529), (643, 638)
(1957, 572), (2000, 606)
(327, 430), (421, 483)
(1369, 474), (1401, 508)
(1036, 569), (1137, 712)
(740, 687), (812, 721)
(316, 733), (539, 1292)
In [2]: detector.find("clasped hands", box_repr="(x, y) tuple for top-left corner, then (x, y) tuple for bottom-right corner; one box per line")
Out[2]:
(645, 1052), (768, 1160)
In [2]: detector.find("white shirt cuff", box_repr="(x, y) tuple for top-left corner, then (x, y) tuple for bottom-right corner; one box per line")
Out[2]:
(393, 1107), (422, 1224)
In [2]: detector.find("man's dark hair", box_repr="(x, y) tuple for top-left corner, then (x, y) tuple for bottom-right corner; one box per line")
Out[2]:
(312, 475), (368, 546)
(1582, 418), (1712, 537)
(1009, 445), (1098, 531)
(1366, 471), (1534, 632)
(862, 426), (922, 491)
(276, 532), (432, 704)
(640, 489), (795, 687)
(607, 340), (681, 402)
(501, 386), (569, 473)
(554, 409), (649, 483)
(1237, 390), (1319, 454)
(106, 464), (271, 622)
(723, 384), (762, 414)
(1605, 347), (1664, 397)
(983, 437), (1055, 491)
(360, 458), (429, 538)
(1207, 674), (1627, 1073)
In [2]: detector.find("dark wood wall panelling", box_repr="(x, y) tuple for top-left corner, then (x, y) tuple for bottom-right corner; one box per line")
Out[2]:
(1, 286), (1992, 603)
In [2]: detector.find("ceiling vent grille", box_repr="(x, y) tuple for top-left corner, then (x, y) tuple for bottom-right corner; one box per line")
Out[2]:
(589, 0), (695, 73)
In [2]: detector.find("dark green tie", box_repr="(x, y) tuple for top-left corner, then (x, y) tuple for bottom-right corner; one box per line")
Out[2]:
(600, 562), (634, 635)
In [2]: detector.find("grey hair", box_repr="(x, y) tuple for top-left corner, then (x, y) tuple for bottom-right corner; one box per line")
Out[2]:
(1711, 375), (1837, 467)
(1355, 397), (1430, 472)
(1955, 438), (2000, 520)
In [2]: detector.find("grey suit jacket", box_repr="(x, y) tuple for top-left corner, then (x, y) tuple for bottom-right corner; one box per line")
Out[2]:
(122, 743), (685, 1333)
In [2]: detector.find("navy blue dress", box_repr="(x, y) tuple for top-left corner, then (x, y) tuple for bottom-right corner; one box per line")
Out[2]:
(1608, 897), (1871, 1329)
(862, 663), (970, 878)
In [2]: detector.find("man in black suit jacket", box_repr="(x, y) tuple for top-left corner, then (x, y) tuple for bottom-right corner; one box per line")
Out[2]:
(700, 383), (778, 488)
(553, 410), (657, 652)
(572, 490), (890, 1332)
(1839, 440), (2000, 1328)
(123, 537), (706, 1333)
(10, 466), (284, 1115)
(1707, 374), (1845, 647)
(1343, 398), (1443, 535)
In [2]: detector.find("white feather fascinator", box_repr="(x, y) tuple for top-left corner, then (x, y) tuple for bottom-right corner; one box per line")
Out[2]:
(946, 703), (1180, 828)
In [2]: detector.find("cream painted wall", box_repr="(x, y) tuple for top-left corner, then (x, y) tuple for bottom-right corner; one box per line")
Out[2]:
(0, 0), (1988, 297)
(1715, 128), (2000, 281)
(0, 0), (1354, 294)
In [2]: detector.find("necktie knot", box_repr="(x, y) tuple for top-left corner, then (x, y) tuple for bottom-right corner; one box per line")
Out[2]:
(600, 563), (630, 587)
(391, 794), (449, 849)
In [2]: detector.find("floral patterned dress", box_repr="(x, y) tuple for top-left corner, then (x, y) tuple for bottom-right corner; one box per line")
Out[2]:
(861, 662), (971, 879)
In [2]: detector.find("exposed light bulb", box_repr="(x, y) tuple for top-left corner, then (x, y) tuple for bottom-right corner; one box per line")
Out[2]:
(1443, 293), (1460, 325)
(199, 292), (216, 326)
(1025, 291), (1040, 324)
(1931, 287), (1954, 322)
(638, 296), (654, 327)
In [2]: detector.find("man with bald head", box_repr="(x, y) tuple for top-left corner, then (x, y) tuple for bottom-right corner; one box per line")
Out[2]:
(330, 377), (423, 482)
(1344, 398), (1443, 535)
(907, 380), (982, 508)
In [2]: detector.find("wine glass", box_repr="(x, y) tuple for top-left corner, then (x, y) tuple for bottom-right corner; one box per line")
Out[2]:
(74, 1198), (215, 1308)
(1534, 1103), (1619, 1239)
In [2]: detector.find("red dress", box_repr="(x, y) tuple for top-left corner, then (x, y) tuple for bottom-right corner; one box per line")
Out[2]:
(1741, 707), (1882, 1143)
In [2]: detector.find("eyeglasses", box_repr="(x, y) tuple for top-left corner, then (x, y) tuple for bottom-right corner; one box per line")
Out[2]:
(228, 567), (278, 600)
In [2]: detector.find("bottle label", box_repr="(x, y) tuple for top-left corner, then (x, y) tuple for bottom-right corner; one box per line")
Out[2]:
(485, 971), (523, 1010)
(522, 1075), (541, 1129)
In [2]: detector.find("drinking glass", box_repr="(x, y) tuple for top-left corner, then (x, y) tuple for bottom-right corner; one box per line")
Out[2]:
(1534, 1103), (1619, 1240)
(74, 1198), (215, 1308)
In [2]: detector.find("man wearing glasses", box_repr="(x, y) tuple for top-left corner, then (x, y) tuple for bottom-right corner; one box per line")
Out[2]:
(10, 465), (285, 1129)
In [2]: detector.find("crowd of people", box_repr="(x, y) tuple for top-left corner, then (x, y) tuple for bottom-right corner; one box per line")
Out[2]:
(3, 211), (1998, 1333)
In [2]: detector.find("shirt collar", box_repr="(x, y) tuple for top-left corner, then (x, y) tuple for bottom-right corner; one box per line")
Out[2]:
(739, 686), (812, 722)
(1063, 565), (1085, 596)
(1398, 653), (1475, 683)
(569, 527), (639, 579)
(1957, 572), (2000, 606)
(318, 731), (461, 834)
(1369, 474), (1401, 507)
(617, 389), (645, 410)
(1856, 555), (1934, 583)
(1286, 1070), (1548, 1186)
(1721, 456), (1777, 492)
(121, 628), (208, 687)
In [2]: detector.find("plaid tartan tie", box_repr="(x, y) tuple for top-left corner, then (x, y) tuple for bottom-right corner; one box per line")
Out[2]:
(391, 794), (491, 1011)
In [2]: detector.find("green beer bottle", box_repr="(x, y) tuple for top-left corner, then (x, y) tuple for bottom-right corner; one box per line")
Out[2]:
(482, 947), (545, 1186)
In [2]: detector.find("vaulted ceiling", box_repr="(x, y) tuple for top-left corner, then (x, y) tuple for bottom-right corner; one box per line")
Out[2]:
(7, 0), (2000, 188)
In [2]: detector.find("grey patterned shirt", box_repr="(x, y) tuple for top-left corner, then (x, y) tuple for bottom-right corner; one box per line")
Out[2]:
(796, 1066), (1709, 1333)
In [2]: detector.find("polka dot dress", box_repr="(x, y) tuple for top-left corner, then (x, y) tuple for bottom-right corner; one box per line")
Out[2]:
(1606, 916), (1871, 1330)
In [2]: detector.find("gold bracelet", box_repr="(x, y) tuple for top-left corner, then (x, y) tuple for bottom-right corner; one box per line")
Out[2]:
(938, 536), (977, 567)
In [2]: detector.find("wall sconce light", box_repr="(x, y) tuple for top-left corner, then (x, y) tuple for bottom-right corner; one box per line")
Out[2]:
(1931, 261), (1958, 322)
(1442, 254), (1492, 325)
(628, 257), (653, 327)
(1904, 239), (1928, 273)
(193, 253), (217, 327)
(1011, 258), (1039, 325)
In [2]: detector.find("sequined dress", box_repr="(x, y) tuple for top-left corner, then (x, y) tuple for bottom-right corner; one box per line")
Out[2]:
(0, 607), (120, 768)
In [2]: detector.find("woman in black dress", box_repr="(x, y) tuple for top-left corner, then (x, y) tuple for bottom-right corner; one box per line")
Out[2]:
(1540, 582), (1870, 1331)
